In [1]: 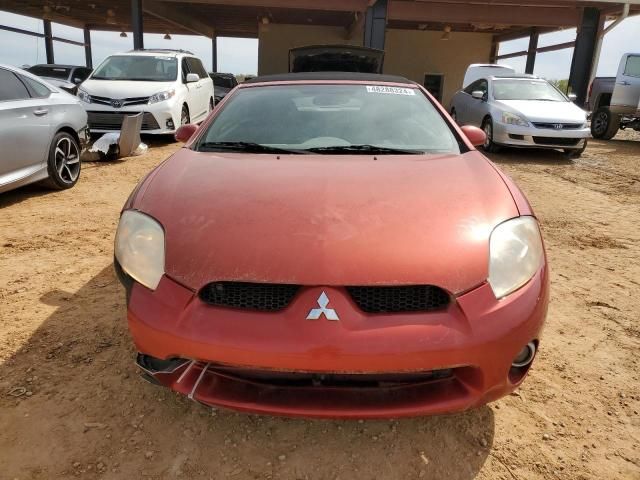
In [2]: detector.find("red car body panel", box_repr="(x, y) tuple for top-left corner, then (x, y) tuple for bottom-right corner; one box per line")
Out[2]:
(121, 77), (549, 418)
(137, 150), (518, 294)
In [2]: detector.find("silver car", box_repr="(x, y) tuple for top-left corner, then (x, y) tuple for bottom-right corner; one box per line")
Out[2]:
(450, 74), (590, 158)
(0, 64), (89, 194)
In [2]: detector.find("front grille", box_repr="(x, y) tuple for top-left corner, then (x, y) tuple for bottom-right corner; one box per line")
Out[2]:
(347, 285), (450, 313)
(532, 122), (584, 130)
(199, 282), (300, 312)
(87, 111), (160, 131)
(532, 136), (581, 146)
(199, 282), (450, 314)
(212, 365), (454, 388)
(89, 95), (150, 106)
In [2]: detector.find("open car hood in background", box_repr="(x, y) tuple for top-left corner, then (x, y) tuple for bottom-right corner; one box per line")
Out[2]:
(289, 45), (385, 74)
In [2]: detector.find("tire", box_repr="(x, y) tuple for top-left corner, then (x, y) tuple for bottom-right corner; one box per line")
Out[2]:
(591, 107), (620, 140)
(209, 98), (214, 112)
(180, 104), (190, 126)
(564, 139), (588, 160)
(450, 108), (458, 123)
(42, 131), (81, 190)
(481, 117), (501, 153)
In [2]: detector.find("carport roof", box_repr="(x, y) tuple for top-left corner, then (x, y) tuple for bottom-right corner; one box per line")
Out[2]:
(1, 1), (639, 38)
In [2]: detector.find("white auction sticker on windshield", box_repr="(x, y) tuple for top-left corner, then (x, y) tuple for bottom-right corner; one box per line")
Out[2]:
(366, 85), (416, 95)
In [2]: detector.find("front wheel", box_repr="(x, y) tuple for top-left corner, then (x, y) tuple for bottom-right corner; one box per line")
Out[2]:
(591, 107), (620, 140)
(481, 117), (501, 153)
(42, 132), (81, 190)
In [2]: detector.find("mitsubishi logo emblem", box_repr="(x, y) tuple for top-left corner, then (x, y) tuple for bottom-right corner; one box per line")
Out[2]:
(306, 291), (339, 321)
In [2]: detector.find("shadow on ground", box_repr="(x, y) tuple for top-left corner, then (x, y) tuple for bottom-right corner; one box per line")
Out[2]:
(487, 147), (575, 166)
(1, 266), (494, 479)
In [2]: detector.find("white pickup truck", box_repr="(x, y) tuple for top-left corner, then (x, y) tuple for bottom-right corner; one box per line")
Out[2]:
(589, 53), (640, 139)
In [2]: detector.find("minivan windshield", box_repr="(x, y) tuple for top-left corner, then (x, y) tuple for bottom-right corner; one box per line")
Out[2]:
(196, 84), (461, 154)
(493, 79), (568, 102)
(91, 55), (177, 81)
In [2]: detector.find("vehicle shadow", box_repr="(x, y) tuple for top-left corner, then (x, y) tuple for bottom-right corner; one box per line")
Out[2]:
(0, 266), (494, 479)
(0, 183), (59, 209)
(486, 147), (575, 166)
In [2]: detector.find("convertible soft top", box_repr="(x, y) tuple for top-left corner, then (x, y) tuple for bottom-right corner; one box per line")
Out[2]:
(245, 72), (415, 85)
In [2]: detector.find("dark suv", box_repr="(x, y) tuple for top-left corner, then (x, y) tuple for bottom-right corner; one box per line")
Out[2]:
(209, 72), (238, 105)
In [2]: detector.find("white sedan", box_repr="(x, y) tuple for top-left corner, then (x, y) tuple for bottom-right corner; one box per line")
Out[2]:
(450, 75), (590, 158)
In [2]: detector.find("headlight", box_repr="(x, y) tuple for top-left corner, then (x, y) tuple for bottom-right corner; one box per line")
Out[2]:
(115, 210), (165, 291)
(502, 111), (529, 127)
(488, 217), (544, 299)
(77, 89), (91, 103)
(148, 89), (176, 104)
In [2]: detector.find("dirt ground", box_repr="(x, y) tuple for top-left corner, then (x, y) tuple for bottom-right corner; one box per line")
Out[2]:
(1, 131), (639, 480)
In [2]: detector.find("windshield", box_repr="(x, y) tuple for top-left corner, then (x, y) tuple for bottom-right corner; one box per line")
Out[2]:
(91, 55), (177, 81)
(493, 79), (567, 102)
(196, 84), (460, 154)
(27, 66), (70, 80)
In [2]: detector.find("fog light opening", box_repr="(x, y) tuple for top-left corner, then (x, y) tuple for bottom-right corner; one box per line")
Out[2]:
(512, 342), (536, 368)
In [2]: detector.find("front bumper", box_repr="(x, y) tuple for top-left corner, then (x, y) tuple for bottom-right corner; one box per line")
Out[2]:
(493, 122), (590, 150)
(82, 101), (180, 134)
(123, 266), (549, 418)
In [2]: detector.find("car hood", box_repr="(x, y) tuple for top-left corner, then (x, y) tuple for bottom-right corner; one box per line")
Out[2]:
(496, 100), (587, 123)
(136, 150), (519, 294)
(81, 79), (175, 98)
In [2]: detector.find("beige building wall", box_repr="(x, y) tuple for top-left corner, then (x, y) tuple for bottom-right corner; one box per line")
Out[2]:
(258, 24), (364, 76)
(257, 25), (493, 106)
(384, 29), (494, 106)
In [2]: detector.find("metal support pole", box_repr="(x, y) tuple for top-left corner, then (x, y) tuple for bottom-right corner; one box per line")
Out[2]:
(364, 0), (387, 51)
(568, 7), (600, 106)
(525, 28), (539, 74)
(212, 36), (218, 73)
(131, 0), (144, 50)
(84, 27), (93, 68)
(43, 19), (54, 64)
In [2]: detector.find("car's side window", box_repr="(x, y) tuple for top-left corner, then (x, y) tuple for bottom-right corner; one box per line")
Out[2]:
(20, 75), (52, 99)
(186, 58), (207, 80)
(464, 79), (487, 96)
(0, 69), (31, 102)
(478, 80), (488, 96)
(623, 55), (640, 78)
(195, 59), (208, 79)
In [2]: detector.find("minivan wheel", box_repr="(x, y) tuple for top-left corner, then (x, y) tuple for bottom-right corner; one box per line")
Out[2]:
(591, 107), (620, 140)
(181, 105), (190, 125)
(42, 132), (81, 190)
(481, 117), (501, 153)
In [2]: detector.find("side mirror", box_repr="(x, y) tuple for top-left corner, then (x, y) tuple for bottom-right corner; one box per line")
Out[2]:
(73, 77), (83, 85)
(568, 93), (577, 101)
(471, 91), (485, 101)
(175, 124), (198, 143)
(460, 125), (487, 147)
(186, 73), (200, 83)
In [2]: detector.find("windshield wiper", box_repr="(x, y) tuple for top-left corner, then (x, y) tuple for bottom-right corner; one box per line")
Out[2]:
(305, 145), (424, 155)
(197, 141), (311, 155)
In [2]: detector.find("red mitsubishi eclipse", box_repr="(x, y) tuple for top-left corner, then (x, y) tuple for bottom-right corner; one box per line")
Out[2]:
(115, 71), (549, 419)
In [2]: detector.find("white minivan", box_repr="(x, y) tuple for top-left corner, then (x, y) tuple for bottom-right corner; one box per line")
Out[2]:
(78, 49), (214, 134)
